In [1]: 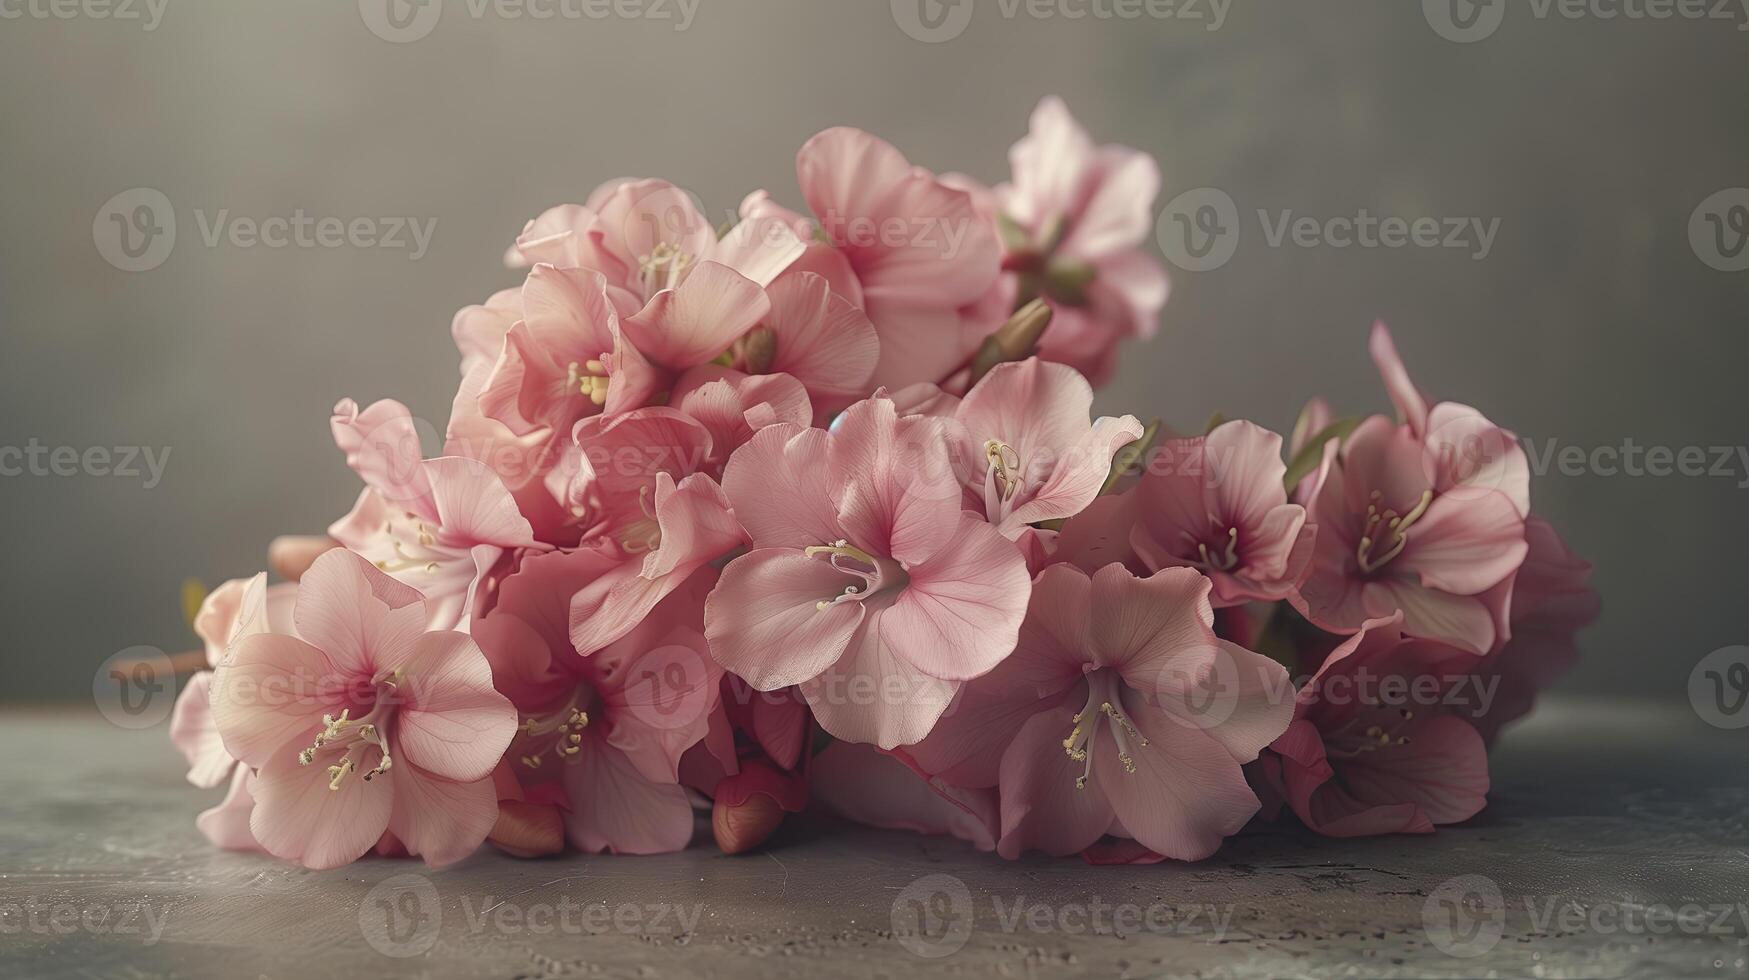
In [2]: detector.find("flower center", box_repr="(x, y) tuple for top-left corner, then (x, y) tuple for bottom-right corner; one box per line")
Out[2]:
(1061, 670), (1150, 790)
(803, 540), (909, 610)
(513, 684), (594, 770)
(981, 439), (1027, 522)
(638, 242), (693, 299)
(1183, 526), (1241, 572)
(1355, 489), (1434, 574)
(617, 484), (663, 555)
(295, 672), (404, 791)
(1327, 704), (1416, 759)
(370, 514), (456, 575)
(564, 356), (613, 406)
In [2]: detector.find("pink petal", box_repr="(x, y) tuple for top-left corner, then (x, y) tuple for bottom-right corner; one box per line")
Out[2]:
(210, 632), (341, 770)
(196, 767), (262, 853)
(1369, 322), (1430, 438)
(331, 397), (432, 511)
(1363, 580), (1499, 656)
(169, 671), (234, 788)
(250, 740), (395, 869)
(1401, 490), (1528, 596)
(621, 262), (770, 371)
(813, 742), (997, 851)
(387, 630), (519, 783)
(560, 739), (696, 854)
(1098, 691), (1261, 861)
(422, 457), (537, 550)
(1338, 714), (1490, 826)
(386, 763), (500, 867)
(705, 549), (864, 690)
(763, 271), (880, 402)
(289, 549), (426, 677)
(721, 424), (842, 549)
(889, 516), (1032, 682)
(829, 398), (961, 566)
(995, 706), (1115, 858)
(800, 607), (959, 750)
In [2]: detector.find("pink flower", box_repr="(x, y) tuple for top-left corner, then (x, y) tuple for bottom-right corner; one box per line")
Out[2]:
(1465, 517), (1599, 743)
(508, 180), (809, 393)
(1262, 612), (1490, 837)
(908, 563), (1293, 860)
(1130, 420), (1315, 606)
(473, 549), (721, 854)
(1292, 325), (1529, 654)
(705, 396), (1031, 749)
(949, 357), (1143, 538)
(708, 269), (880, 418)
(990, 97), (1170, 385)
(329, 398), (539, 630)
(746, 128), (1003, 390)
(209, 549), (519, 869)
(563, 407), (747, 655)
(474, 265), (658, 453)
(170, 574), (293, 789)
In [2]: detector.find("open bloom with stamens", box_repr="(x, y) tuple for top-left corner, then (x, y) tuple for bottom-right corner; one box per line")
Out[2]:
(475, 265), (657, 454)
(209, 550), (518, 869)
(329, 398), (539, 630)
(474, 549), (720, 854)
(705, 396), (1031, 749)
(1292, 326), (1528, 654)
(949, 357), (1143, 539)
(508, 178), (808, 394)
(1261, 611), (1489, 837)
(908, 563), (1293, 859)
(1130, 420), (1316, 606)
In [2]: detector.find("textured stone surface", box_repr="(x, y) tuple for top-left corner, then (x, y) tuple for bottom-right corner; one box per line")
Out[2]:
(1, 697), (1745, 979)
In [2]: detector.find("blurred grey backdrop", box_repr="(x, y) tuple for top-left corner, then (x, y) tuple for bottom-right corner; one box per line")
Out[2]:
(1, 0), (1744, 704)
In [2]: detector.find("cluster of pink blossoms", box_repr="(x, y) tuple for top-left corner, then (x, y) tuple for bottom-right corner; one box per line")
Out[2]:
(168, 98), (1596, 869)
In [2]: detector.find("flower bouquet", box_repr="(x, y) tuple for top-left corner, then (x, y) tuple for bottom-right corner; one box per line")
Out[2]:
(168, 97), (1597, 869)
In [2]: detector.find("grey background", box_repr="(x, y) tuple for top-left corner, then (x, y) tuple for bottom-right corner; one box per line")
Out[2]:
(0, 0), (1743, 703)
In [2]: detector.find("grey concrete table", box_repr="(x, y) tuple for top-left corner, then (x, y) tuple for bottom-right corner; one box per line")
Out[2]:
(1, 697), (1745, 980)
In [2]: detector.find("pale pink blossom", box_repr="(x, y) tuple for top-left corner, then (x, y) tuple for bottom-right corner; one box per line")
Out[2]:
(909, 563), (1293, 860)
(989, 97), (1170, 385)
(950, 358), (1142, 538)
(329, 398), (539, 630)
(209, 549), (518, 869)
(1262, 612), (1489, 837)
(1292, 325), (1529, 654)
(473, 549), (720, 854)
(705, 396), (1031, 749)
(563, 407), (746, 655)
(743, 128), (1003, 390)
(1130, 420), (1315, 606)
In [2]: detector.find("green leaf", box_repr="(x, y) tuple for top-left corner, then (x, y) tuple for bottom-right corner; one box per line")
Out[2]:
(1282, 417), (1361, 494)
